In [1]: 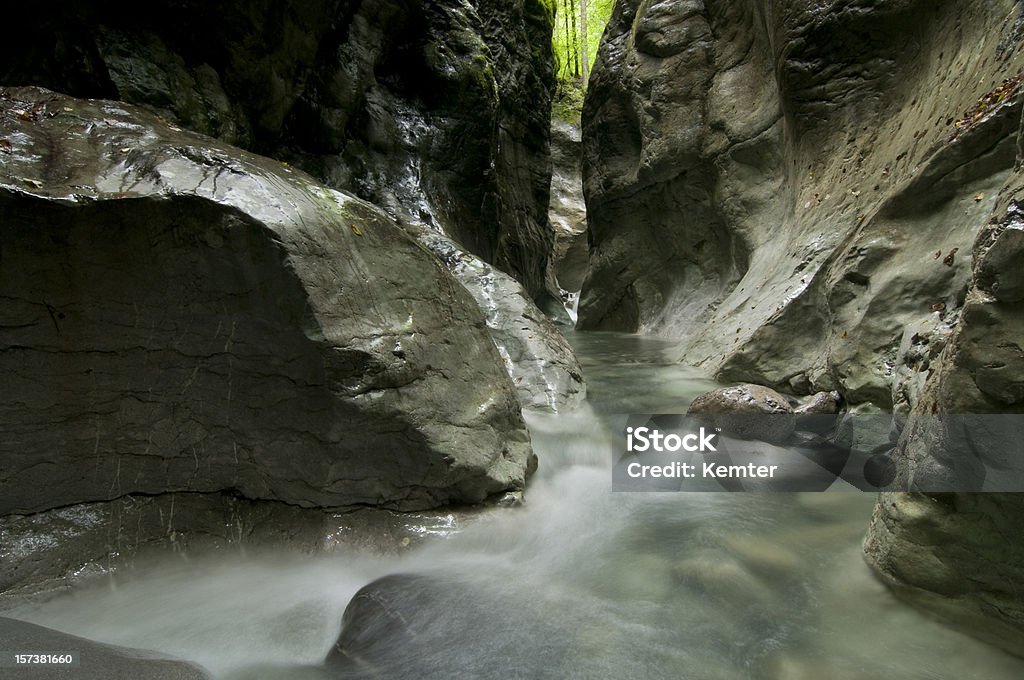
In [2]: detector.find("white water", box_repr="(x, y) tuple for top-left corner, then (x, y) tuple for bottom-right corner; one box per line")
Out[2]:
(6, 332), (1024, 679)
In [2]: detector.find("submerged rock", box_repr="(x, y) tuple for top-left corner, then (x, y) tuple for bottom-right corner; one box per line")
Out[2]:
(0, 616), (210, 679)
(0, 86), (533, 516)
(404, 223), (585, 413)
(687, 384), (794, 444)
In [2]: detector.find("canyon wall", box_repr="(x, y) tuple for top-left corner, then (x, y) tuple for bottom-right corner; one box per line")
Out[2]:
(0, 0), (558, 302)
(580, 0), (1024, 409)
(864, 159), (1024, 654)
(579, 0), (1024, 655)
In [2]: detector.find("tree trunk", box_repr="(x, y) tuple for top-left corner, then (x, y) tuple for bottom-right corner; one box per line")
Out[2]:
(580, 0), (589, 82)
(562, 0), (573, 82)
(568, 0), (579, 78)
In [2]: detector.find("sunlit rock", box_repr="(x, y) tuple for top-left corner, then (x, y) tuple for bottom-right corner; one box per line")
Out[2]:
(549, 119), (589, 296)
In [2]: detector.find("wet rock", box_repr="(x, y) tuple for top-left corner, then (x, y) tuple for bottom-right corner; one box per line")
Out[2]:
(0, 616), (210, 679)
(865, 494), (1024, 656)
(687, 384), (794, 444)
(978, 206), (1024, 303)
(578, 0), (1024, 409)
(549, 119), (589, 294)
(0, 86), (533, 516)
(0, 495), (320, 596)
(0, 0), (557, 302)
(864, 164), (1024, 656)
(794, 391), (842, 416)
(405, 224), (585, 413)
(0, 493), (471, 597)
(688, 384), (793, 416)
(325, 574), (572, 679)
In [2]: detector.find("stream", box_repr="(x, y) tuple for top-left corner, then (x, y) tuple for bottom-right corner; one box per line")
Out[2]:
(5, 332), (1024, 679)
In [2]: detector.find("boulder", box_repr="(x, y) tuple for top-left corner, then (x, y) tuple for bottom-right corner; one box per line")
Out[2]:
(0, 86), (533, 516)
(794, 391), (842, 416)
(0, 0), (558, 302)
(687, 384), (794, 444)
(0, 617), (210, 679)
(404, 223), (585, 413)
(325, 573), (570, 679)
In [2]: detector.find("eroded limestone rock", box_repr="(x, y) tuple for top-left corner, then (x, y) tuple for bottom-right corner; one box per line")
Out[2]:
(549, 119), (589, 295)
(864, 161), (1024, 655)
(579, 0), (1024, 409)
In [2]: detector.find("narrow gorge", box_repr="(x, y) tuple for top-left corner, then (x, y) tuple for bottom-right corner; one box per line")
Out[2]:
(1, 1), (1023, 678)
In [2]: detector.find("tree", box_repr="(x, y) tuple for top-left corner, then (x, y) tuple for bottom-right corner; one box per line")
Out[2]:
(580, 0), (589, 82)
(551, 0), (611, 91)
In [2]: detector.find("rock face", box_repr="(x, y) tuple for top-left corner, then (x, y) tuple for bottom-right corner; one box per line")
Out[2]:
(0, 86), (534, 516)
(578, 0), (1024, 409)
(0, 493), (479, 597)
(549, 119), (589, 294)
(404, 223), (586, 413)
(864, 166), (1024, 655)
(579, 0), (1024, 654)
(0, 617), (210, 679)
(0, 0), (558, 302)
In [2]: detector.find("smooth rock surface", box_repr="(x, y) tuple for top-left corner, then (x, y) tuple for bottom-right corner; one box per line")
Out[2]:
(549, 119), (589, 294)
(0, 0), (558, 301)
(404, 223), (586, 413)
(0, 493), (481, 598)
(579, 0), (1024, 409)
(0, 617), (210, 679)
(325, 573), (574, 679)
(0, 86), (533, 516)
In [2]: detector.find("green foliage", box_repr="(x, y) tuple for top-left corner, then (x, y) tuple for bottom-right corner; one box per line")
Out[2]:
(551, 84), (585, 124)
(551, 0), (614, 89)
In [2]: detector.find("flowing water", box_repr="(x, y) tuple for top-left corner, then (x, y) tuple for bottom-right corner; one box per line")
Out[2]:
(6, 332), (1024, 679)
